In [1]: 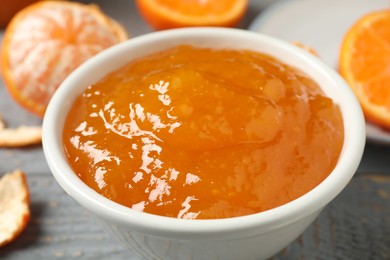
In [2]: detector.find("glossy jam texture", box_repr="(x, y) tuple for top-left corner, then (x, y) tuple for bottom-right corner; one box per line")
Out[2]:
(63, 46), (344, 219)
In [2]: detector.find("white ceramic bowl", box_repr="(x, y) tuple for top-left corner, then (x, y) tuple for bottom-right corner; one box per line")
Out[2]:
(42, 28), (366, 260)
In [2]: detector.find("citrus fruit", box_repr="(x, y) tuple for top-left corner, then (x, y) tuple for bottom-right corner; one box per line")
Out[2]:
(1, 1), (128, 117)
(0, 170), (30, 247)
(339, 9), (390, 129)
(0, 0), (39, 28)
(135, 0), (248, 30)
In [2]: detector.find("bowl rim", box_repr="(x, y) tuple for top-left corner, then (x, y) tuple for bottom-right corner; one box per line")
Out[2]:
(42, 27), (366, 239)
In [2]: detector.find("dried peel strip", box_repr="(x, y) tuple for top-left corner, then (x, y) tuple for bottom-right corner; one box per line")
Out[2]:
(0, 126), (42, 147)
(0, 113), (41, 147)
(0, 170), (30, 247)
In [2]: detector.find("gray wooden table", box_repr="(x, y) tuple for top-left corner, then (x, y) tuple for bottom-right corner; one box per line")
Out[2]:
(1, 1), (389, 259)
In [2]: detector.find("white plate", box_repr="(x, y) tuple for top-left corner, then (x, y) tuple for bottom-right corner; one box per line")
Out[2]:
(249, 0), (390, 144)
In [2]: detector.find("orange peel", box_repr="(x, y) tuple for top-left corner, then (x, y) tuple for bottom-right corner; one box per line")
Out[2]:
(0, 170), (30, 247)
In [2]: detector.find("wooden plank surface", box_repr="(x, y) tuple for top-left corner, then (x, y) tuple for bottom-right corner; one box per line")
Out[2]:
(0, 172), (389, 259)
(1, 0), (390, 259)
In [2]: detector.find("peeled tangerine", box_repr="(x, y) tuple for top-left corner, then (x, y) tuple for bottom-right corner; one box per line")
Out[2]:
(63, 46), (344, 219)
(0, 170), (30, 246)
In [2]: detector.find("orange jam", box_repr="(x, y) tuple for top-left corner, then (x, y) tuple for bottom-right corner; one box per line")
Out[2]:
(63, 46), (344, 219)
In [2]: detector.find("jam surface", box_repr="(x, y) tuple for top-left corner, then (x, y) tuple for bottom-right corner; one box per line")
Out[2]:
(63, 46), (344, 219)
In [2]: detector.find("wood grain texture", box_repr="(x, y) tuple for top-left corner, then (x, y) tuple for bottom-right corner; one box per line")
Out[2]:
(0, 173), (388, 260)
(273, 175), (390, 260)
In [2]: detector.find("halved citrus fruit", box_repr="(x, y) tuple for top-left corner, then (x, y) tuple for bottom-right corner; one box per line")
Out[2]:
(135, 0), (248, 30)
(339, 9), (390, 129)
(1, 1), (128, 117)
